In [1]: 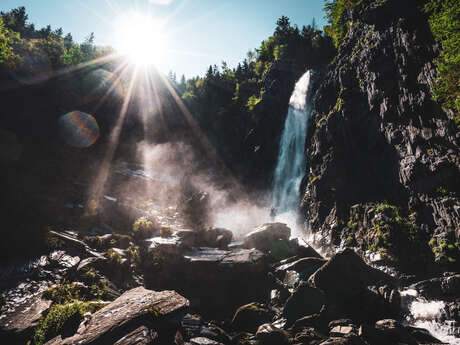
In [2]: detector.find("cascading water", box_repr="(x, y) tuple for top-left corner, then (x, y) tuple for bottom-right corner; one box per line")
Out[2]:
(272, 70), (313, 214)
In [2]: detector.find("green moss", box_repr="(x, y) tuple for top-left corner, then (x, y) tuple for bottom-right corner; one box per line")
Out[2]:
(32, 301), (104, 345)
(105, 248), (124, 266)
(429, 238), (460, 263)
(43, 282), (83, 305)
(365, 203), (421, 262)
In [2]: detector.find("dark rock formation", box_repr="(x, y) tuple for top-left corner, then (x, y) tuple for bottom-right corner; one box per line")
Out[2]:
(44, 287), (189, 345)
(301, 0), (459, 273)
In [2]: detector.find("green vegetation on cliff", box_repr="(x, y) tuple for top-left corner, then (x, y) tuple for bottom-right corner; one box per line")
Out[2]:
(423, 0), (460, 117)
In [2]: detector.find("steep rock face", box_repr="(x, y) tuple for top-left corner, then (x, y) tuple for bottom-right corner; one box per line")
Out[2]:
(239, 59), (306, 189)
(302, 0), (459, 271)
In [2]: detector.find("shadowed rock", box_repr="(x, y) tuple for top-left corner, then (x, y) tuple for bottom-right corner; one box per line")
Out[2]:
(44, 287), (188, 345)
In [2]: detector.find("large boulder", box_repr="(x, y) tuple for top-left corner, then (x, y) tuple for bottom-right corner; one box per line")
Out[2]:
(309, 249), (395, 297)
(283, 282), (327, 323)
(201, 228), (233, 248)
(243, 223), (291, 252)
(0, 295), (52, 344)
(144, 247), (269, 314)
(275, 257), (326, 281)
(308, 249), (398, 322)
(44, 287), (189, 345)
(231, 303), (275, 333)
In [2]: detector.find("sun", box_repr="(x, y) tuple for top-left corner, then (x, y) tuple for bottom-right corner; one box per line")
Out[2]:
(115, 12), (167, 66)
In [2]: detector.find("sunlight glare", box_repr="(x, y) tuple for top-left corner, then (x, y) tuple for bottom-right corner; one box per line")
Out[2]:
(115, 12), (167, 66)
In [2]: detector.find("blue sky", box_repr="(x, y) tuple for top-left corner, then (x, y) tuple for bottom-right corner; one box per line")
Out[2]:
(1, 0), (327, 77)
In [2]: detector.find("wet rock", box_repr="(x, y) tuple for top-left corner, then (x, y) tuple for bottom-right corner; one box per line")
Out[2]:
(201, 228), (233, 248)
(243, 223), (291, 252)
(44, 287), (189, 344)
(255, 323), (290, 345)
(231, 303), (275, 333)
(283, 282), (326, 323)
(410, 274), (460, 300)
(0, 295), (52, 343)
(275, 257), (326, 281)
(189, 337), (224, 345)
(113, 326), (158, 345)
(365, 319), (442, 345)
(288, 237), (323, 259)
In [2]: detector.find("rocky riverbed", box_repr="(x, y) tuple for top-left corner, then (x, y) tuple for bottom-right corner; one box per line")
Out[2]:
(1, 209), (458, 344)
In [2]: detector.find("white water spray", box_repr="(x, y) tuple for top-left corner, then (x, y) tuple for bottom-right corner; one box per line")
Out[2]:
(400, 289), (460, 344)
(272, 70), (313, 215)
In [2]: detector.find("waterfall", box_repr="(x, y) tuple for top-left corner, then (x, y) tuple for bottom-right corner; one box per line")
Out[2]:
(272, 70), (313, 214)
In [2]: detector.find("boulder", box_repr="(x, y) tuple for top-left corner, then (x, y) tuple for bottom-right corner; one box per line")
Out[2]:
(309, 249), (396, 298)
(0, 295), (52, 344)
(243, 223), (291, 252)
(363, 319), (442, 345)
(275, 257), (326, 281)
(172, 248), (269, 313)
(255, 323), (290, 345)
(410, 274), (460, 300)
(231, 303), (275, 333)
(44, 287), (188, 345)
(201, 228), (233, 248)
(283, 282), (326, 323)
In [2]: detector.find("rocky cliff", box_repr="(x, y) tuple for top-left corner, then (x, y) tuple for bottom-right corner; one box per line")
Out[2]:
(302, 0), (459, 273)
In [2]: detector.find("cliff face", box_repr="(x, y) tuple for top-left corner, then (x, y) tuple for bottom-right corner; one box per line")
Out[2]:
(302, 0), (459, 272)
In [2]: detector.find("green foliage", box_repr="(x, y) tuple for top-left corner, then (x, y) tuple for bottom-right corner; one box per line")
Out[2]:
(367, 203), (421, 261)
(424, 0), (460, 116)
(246, 94), (262, 111)
(324, 0), (363, 48)
(43, 282), (83, 305)
(133, 216), (154, 233)
(180, 16), (335, 165)
(0, 16), (20, 69)
(429, 238), (460, 263)
(32, 301), (104, 345)
(105, 248), (124, 266)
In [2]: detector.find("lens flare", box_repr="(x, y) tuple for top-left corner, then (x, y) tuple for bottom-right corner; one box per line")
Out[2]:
(58, 111), (100, 148)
